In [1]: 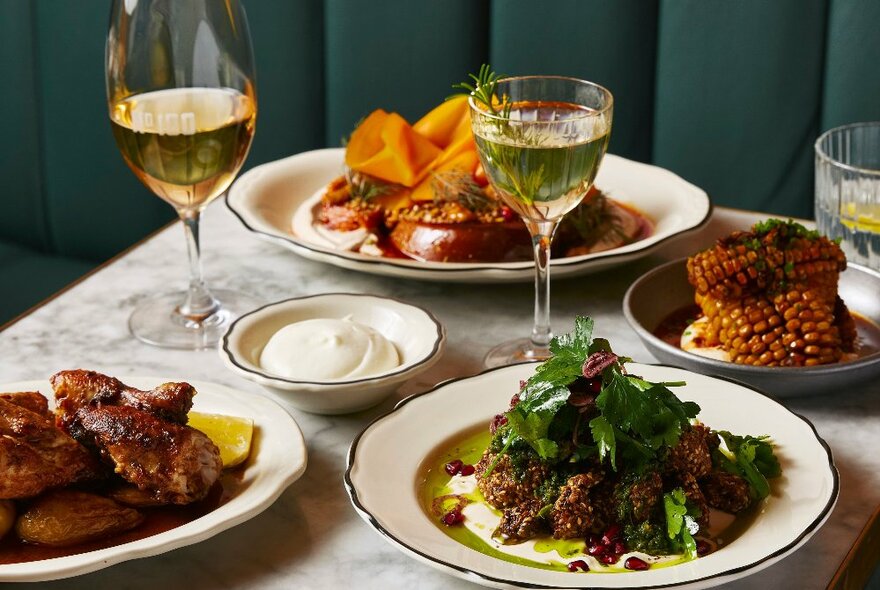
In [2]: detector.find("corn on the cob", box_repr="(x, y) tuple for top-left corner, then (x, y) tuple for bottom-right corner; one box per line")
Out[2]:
(686, 220), (854, 367)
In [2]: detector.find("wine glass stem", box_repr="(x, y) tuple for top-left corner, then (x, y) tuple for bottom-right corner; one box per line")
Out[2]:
(179, 210), (219, 321)
(525, 219), (560, 351)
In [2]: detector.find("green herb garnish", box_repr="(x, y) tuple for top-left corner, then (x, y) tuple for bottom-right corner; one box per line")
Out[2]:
(450, 63), (511, 119)
(713, 432), (781, 501)
(664, 488), (700, 559)
(488, 316), (698, 475)
(752, 218), (821, 240)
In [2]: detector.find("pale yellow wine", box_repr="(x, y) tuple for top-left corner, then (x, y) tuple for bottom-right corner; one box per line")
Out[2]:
(110, 88), (256, 210)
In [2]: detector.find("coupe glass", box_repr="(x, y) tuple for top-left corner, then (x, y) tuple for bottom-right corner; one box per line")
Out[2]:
(469, 76), (613, 367)
(106, 0), (258, 348)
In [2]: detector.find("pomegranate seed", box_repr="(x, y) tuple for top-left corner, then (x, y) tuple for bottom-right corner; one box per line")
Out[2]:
(589, 378), (603, 393)
(501, 206), (516, 222)
(697, 540), (712, 556)
(624, 556), (650, 571)
(613, 541), (626, 555)
(442, 509), (464, 526)
(600, 553), (617, 565)
(567, 559), (589, 572)
(444, 460), (463, 476)
(489, 413), (507, 434)
(585, 532), (602, 546)
(602, 524), (622, 544)
(587, 543), (606, 556)
(459, 464), (476, 476)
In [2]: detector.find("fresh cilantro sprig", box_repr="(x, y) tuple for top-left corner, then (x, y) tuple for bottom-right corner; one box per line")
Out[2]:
(501, 317), (608, 461)
(713, 432), (781, 501)
(589, 368), (699, 471)
(487, 316), (699, 476)
(664, 488), (700, 559)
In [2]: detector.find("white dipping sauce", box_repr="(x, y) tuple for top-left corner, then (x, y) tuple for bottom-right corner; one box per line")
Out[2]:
(260, 317), (400, 380)
(681, 317), (731, 361)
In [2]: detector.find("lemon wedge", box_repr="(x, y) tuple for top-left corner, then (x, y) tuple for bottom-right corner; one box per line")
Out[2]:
(188, 412), (254, 468)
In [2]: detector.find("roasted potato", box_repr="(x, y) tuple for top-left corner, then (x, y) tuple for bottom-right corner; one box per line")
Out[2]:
(15, 490), (144, 546)
(0, 500), (14, 539)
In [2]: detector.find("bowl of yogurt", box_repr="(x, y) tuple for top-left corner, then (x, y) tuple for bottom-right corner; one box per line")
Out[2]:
(220, 293), (446, 414)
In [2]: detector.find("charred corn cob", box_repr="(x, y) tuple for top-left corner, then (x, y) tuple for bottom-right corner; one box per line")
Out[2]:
(686, 219), (854, 367)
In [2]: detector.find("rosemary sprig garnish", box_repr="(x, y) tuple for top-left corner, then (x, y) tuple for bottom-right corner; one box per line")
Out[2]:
(431, 170), (493, 210)
(450, 64), (511, 119)
(346, 170), (397, 201)
(565, 192), (628, 244)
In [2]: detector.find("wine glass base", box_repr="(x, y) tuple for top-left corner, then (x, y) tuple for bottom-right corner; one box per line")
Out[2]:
(129, 289), (261, 350)
(484, 338), (552, 368)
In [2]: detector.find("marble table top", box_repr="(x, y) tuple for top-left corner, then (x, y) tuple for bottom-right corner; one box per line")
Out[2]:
(0, 202), (876, 590)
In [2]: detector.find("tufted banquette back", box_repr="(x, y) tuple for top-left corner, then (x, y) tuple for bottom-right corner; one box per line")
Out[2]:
(2, 0), (880, 266)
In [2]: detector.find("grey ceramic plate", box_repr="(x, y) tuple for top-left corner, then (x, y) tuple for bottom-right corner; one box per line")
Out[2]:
(623, 258), (880, 397)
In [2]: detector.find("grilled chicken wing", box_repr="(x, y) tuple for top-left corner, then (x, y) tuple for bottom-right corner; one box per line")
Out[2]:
(51, 371), (221, 505)
(0, 394), (102, 499)
(52, 370), (194, 426)
(1, 391), (51, 417)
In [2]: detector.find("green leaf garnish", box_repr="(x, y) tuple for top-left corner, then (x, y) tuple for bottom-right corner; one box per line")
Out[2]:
(713, 432), (781, 501)
(592, 368), (700, 471)
(450, 63), (511, 119)
(664, 488), (699, 559)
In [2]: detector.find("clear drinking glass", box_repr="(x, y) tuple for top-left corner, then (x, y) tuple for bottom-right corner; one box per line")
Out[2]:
(815, 122), (880, 270)
(106, 0), (259, 348)
(469, 76), (613, 367)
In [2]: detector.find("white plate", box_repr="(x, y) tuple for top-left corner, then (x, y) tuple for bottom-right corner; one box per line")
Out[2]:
(345, 363), (837, 589)
(0, 377), (308, 582)
(226, 148), (712, 283)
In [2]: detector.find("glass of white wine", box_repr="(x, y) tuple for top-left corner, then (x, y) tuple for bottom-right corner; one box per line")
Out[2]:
(106, 0), (258, 349)
(467, 72), (613, 366)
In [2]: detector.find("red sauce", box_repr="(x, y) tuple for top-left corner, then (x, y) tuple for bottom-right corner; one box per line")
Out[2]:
(652, 305), (701, 348)
(654, 305), (880, 359)
(0, 468), (245, 565)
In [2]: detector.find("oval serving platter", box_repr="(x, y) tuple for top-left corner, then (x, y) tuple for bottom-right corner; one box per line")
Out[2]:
(226, 148), (711, 283)
(345, 362), (837, 590)
(0, 377), (307, 582)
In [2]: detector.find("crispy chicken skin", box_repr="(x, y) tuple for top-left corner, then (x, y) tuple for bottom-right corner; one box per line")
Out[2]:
(75, 406), (221, 505)
(0, 392), (51, 417)
(0, 394), (102, 499)
(51, 371), (221, 505)
(52, 370), (194, 426)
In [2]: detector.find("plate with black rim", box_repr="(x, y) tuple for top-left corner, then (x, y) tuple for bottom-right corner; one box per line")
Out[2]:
(226, 148), (711, 283)
(345, 362), (837, 589)
(623, 258), (880, 397)
(0, 376), (307, 582)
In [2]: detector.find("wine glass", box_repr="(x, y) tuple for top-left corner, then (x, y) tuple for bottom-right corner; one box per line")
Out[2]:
(106, 0), (258, 349)
(469, 76), (613, 367)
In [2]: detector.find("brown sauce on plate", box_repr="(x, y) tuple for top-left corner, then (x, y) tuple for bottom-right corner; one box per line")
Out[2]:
(0, 468), (245, 565)
(654, 305), (880, 359)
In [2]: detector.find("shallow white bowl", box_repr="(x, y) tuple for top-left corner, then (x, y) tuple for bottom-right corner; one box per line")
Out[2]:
(220, 293), (446, 414)
(623, 258), (880, 397)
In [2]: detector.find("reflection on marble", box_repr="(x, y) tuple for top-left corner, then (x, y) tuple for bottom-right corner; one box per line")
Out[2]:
(0, 203), (876, 589)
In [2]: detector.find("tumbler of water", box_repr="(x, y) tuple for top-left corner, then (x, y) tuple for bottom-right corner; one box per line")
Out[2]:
(815, 122), (880, 270)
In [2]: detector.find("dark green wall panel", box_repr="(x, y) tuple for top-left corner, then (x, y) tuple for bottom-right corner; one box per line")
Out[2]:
(324, 0), (488, 146)
(490, 0), (658, 163)
(653, 0), (826, 218)
(245, 0), (325, 164)
(34, 0), (171, 261)
(0, 2), (49, 252)
(822, 0), (880, 131)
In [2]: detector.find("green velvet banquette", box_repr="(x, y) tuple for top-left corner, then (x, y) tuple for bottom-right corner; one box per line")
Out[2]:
(2, 0), (879, 324)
